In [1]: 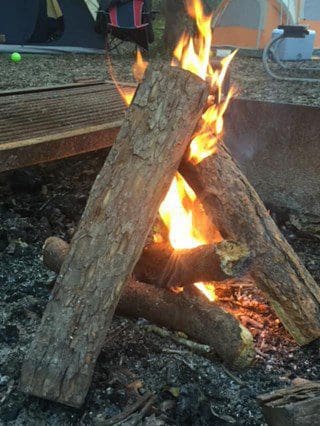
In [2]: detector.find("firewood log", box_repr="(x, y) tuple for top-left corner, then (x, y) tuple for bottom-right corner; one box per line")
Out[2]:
(257, 381), (320, 426)
(180, 143), (320, 345)
(42, 238), (254, 369)
(20, 63), (210, 408)
(43, 237), (251, 287)
(119, 279), (254, 369)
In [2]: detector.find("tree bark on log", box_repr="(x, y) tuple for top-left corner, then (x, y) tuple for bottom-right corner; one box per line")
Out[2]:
(180, 143), (320, 345)
(119, 279), (254, 369)
(41, 239), (254, 369)
(136, 240), (250, 287)
(20, 64), (209, 408)
(43, 237), (251, 288)
(257, 381), (320, 426)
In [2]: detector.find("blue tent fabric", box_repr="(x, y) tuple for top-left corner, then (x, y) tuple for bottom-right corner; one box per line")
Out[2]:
(0, 0), (105, 53)
(49, 0), (104, 49)
(0, 0), (44, 44)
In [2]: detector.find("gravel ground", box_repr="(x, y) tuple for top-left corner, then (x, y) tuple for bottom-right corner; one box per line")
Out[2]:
(0, 152), (319, 425)
(1, 51), (320, 106)
(0, 46), (320, 425)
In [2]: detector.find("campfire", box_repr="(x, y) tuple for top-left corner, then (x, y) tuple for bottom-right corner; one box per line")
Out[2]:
(114, 0), (237, 303)
(20, 0), (320, 411)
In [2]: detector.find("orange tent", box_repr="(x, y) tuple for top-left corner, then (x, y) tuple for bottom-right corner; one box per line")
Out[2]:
(212, 0), (320, 49)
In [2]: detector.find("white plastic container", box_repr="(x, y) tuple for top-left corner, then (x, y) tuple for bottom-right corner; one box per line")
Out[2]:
(271, 28), (315, 61)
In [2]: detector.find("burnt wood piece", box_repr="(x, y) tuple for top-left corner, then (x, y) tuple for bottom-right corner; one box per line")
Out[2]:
(257, 382), (320, 426)
(136, 240), (250, 287)
(43, 237), (251, 287)
(180, 143), (320, 345)
(119, 279), (254, 369)
(41, 241), (254, 369)
(42, 237), (70, 275)
(0, 81), (131, 173)
(20, 64), (209, 408)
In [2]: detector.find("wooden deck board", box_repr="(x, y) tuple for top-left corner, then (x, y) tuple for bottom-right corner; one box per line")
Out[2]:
(0, 82), (132, 172)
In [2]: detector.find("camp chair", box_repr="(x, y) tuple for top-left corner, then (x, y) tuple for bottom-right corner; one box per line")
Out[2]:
(97, 0), (154, 51)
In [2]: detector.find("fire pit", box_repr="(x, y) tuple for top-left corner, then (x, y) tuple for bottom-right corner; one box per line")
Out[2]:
(1, 1), (319, 424)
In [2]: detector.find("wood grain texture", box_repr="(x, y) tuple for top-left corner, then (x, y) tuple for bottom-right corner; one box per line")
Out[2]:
(180, 142), (320, 345)
(42, 239), (254, 370)
(118, 279), (254, 369)
(20, 64), (209, 408)
(135, 240), (251, 287)
(43, 237), (251, 287)
(258, 382), (320, 426)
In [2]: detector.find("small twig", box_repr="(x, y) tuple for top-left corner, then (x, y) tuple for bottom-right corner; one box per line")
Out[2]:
(239, 315), (264, 330)
(105, 392), (152, 425)
(145, 325), (211, 355)
(104, 324), (131, 344)
(131, 395), (156, 426)
(255, 348), (268, 359)
(162, 348), (191, 356)
(39, 192), (65, 211)
(0, 380), (14, 405)
(221, 364), (244, 386)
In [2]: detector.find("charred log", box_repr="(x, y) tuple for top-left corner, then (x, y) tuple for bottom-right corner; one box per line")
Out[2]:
(257, 381), (320, 426)
(20, 64), (210, 408)
(42, 238), (254, 369)
(43, 237), (251, 288)
(180, 143), (320, 345)
(119, 279), (254, 369)
(136, 240), (250, 287)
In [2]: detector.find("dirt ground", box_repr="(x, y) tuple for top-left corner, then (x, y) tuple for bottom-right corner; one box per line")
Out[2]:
(0, 49), (320, 425)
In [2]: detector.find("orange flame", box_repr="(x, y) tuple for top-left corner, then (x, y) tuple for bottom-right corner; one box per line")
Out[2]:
(159, 173), (206, 249)
(108, 49), (148, 106)
(132, 49), (148, 82)
(108, 59), (135, 106)
(158, 0), (237, 300)
(172, 0), (237, 164)
(109, 0), (236, 302)
(159, 173), (216, 302)
(173, 0), (212, 80)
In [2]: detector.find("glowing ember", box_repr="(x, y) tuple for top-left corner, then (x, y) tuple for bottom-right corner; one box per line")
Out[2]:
(194, 282), (216, 302)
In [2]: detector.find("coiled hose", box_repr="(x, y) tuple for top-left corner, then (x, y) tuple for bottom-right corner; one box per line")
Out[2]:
(262, 34), (320, 83)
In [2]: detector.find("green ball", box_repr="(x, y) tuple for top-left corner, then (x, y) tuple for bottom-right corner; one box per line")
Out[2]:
(11, 52), (21, 63)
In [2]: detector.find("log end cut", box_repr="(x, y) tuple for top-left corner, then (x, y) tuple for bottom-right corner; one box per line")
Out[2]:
(215, 240), (251, 277)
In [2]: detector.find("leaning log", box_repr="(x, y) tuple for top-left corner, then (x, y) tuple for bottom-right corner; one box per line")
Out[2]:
(180, 143), (320, 345)
(20, 64), (209, 408)
(41, 241), (254, 369)
(43, 237), (251, 288)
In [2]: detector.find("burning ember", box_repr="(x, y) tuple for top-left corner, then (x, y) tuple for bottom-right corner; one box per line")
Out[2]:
(111, 0), (236, 302)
